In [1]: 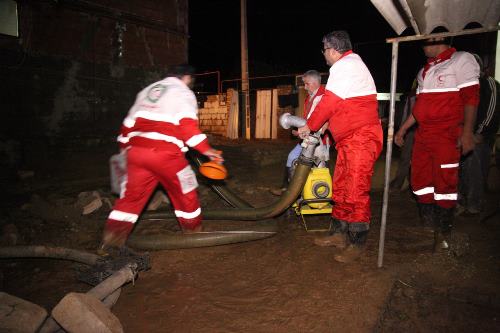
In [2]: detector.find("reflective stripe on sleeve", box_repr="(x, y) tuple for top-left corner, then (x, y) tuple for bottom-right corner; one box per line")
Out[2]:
(123, 117), (136, 128)
(117, 135), (129, 144)
(185, 134), (207, 147)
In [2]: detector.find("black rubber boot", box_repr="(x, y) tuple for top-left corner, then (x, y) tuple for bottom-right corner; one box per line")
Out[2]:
(433, 206), (454, 253)
(314, 219), (348, 247)
(333, 230), (369, 263)
(418, 203), (436, 227)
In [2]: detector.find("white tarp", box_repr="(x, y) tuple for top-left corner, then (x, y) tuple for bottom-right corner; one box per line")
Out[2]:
(370, 0), (500, 35)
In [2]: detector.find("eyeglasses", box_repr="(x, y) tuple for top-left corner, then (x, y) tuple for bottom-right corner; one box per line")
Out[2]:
(321, 47), (332, 54)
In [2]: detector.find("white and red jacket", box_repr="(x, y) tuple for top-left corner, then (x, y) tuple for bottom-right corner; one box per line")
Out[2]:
(304, 86), (332, 143)
(413, 48), (480, 130)
(307, 51), (379, 140)
(304, 86), (325, 119)
(117, 77), (211, 154)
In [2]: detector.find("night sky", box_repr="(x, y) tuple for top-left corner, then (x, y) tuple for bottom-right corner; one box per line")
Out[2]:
(188, 0), (426, 93)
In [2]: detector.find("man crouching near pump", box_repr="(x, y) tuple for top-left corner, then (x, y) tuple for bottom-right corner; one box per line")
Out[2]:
(298, 31), (382, 263)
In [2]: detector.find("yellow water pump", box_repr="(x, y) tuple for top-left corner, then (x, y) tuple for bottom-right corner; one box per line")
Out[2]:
(293, 167), (333, 231)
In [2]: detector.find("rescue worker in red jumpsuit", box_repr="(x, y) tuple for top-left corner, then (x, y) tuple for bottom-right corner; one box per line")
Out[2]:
(395, 36), (479, 252)
(99, 65), (223, 253)
(298, 31), (383, 263)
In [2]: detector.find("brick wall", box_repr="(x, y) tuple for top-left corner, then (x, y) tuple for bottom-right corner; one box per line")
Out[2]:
(0, 0), (188, 171)
(199, 94), (229, 136)
(0, 1), (188, 67)
(198, 87), (298, 139)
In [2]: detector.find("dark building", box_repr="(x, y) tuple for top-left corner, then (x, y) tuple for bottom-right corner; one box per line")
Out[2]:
(0, 0), (188, 172)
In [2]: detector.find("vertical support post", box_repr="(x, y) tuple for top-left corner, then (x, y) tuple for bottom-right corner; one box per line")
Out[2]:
(217, 70), (221, 95)
(378, 41), (399, 268)
(240, 0), (251, 139)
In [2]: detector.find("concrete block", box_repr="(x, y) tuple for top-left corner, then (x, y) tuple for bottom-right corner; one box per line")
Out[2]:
(52, 292), (123, 333)
(0, 292), (48, 333)
(76, 191), (103, 215)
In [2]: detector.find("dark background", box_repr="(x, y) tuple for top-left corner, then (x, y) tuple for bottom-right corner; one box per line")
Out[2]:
(188, 0), (497, 94)
(189, 0), (419, 93)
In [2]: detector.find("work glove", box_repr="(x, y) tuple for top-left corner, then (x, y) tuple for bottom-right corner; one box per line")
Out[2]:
(204, 148), (224, 163)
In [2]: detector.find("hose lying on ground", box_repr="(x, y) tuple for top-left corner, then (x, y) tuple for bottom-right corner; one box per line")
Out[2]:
(0, 245), (101, 266)
(130, 151), (316, 250)
(143, 160), (312, 221)
(127, 222), (278, 250)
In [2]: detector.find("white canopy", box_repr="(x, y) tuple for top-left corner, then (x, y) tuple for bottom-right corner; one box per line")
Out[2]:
(370, 0), (500, 35)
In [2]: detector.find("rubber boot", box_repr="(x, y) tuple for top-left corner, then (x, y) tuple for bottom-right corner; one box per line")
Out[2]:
(270, 167), (290, 196)
(97, 220), (134, 256)
(418, 203), (436, 227)
(433, 206), (454, 253)
(314, 219), (348, 248)
(334, 230), (368, 263)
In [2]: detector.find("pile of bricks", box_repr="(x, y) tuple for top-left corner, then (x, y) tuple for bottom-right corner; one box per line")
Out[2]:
(198, 94), (229, 136)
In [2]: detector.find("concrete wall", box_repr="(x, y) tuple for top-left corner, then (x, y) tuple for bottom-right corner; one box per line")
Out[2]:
(0, 0), (188, 171)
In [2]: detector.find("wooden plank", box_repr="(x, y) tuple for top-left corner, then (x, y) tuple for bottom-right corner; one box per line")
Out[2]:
(264, 90), (271, 137)
(256, 90), (272, 138)
(271, 89), (278, 139)
(255, 90), (263, 138)
(226, 89), (239, 139)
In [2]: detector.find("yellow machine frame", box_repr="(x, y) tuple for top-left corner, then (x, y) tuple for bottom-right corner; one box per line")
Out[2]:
(292, 167), (333, 231)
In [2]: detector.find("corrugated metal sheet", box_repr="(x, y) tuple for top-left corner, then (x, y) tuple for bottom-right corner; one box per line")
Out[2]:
(370, 0), (500, 35)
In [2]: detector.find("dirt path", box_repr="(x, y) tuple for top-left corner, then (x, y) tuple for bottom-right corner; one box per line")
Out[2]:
(1, 140), (499, 332)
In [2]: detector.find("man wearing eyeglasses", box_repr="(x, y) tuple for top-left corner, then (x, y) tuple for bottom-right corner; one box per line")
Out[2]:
(394, 33), (480, 253)
(298, 31), (382, 263)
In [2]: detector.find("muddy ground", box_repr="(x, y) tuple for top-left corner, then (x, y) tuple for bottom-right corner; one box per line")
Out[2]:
(1, 138), (499, 332)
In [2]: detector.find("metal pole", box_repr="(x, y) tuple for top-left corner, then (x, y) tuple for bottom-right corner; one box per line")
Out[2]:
(378, 41), (399, 268)
(386, 26), (500, 43)
(240, 0), (251, 139)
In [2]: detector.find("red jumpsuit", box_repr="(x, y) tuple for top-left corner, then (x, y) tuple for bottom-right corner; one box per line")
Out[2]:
(307, 51), (382, 229)
(411, 48), (479, 209)
(105, 76), (213, 239)
(304, 86), (332, 144)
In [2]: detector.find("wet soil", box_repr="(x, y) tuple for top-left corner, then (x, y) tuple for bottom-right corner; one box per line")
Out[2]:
(1, 138), (499, 332)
